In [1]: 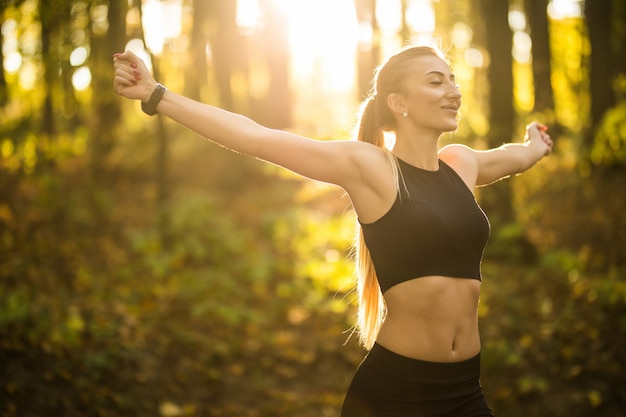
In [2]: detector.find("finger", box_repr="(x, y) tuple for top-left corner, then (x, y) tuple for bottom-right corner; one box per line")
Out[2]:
(527, 121), (548, 133)
(114, 75), (137, 88)
(115, 67), (137, 83)
(116, 50), (139, 62)
(114, 59), (136, 73)
(116, 61), (148, 82)
(114, 52), (145, 75)
(545, 139), (553, 155)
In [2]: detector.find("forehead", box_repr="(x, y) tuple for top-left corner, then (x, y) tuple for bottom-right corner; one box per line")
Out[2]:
(406, 54), (453, 77)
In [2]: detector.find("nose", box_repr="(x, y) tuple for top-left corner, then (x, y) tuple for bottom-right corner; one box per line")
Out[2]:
(447, 82), (462, 99)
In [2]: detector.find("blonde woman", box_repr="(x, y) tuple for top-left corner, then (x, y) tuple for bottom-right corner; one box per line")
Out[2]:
(114, 45), (552, 417)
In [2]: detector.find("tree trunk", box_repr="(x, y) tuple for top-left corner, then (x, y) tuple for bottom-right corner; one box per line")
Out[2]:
(526, 0), (555, 114)
(614, 0), (626, 78)
(476, 0), (534, 261)
(354, 0), (380, 99)
(186, 0), (210, 101)
(0, 10), (7, 107)
(88, 0), (126, 177)
(584, 0), (614, 132)
(258, 0), (292, 129)
(400, 0), (410, 43)
(38, 1), (58, 138)
(207, 0), (241, 112)
(478, 0), (514, 143)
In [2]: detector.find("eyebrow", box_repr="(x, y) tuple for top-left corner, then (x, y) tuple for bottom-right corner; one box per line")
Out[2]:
(425, 70), (456, 81)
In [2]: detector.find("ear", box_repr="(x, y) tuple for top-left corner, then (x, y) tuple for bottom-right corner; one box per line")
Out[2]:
(386, 93), (407, 116)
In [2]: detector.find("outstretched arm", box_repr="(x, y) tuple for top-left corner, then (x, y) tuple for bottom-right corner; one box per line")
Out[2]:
(440, 122), (553, 188)
(112, 50), (370, 189)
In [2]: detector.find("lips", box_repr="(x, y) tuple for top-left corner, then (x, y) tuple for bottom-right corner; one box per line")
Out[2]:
(442, 104), (459, 111)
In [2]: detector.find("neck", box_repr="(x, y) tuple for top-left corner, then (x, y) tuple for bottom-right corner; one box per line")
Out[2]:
(392, 129), (441, 171)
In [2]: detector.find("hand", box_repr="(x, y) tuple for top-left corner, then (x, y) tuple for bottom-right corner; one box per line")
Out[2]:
(113, 50), (157, 102)
(525, 121), (553, 157)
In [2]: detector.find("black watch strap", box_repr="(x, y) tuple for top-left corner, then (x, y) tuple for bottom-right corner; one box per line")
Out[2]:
(141, 83), (167, 116)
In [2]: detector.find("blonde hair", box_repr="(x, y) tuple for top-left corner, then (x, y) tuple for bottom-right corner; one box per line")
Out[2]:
(352, 45), (446, 350)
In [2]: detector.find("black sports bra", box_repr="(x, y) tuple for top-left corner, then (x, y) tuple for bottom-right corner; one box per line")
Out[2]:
(360, 158), (490, 293)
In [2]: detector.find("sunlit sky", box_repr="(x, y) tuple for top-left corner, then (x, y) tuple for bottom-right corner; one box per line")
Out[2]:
(2, 0), (583, 98)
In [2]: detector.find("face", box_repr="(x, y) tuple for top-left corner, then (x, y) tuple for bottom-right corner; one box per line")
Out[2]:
(394, 55), (462, 133)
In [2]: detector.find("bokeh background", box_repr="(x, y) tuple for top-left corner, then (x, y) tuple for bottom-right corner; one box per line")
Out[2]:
(1, 0), (624, 416)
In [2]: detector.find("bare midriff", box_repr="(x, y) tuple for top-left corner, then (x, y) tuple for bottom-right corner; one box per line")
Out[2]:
(375, 276), (482, 363)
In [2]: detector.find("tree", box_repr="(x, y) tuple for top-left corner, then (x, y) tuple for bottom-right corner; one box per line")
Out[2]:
(185, 0), (211, 101)
(258, 0), (292, 129)
(473, 0), (533, 260)
(584, 0), (614, 133)
(207, 0), (243, 112)
(525, 0), (555, 115)
(354, 0), (380, 99)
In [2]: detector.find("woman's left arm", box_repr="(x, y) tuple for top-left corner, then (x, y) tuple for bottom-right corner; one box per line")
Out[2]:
(440, 122), (553, 188)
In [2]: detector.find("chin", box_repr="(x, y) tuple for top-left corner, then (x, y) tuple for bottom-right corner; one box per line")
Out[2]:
(441, 121), (459, 133)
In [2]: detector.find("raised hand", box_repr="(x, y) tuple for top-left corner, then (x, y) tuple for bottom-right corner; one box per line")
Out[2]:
(113, 50), (157, 102)
(525, 121), (553, 157)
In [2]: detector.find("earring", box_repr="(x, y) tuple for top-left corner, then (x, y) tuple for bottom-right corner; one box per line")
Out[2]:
(402, 111), (408, 118)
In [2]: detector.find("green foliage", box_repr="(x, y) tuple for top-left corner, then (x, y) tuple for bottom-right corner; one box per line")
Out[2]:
(590, 76), (626, 167)
(0, 149), (361, 416)
(480, 259), (626, 417)
(514, 142), (626, 272)
(549, 15), (590, 132)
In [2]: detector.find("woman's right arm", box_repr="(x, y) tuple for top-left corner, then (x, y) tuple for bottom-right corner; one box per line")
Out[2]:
(113, 50), (373, 189)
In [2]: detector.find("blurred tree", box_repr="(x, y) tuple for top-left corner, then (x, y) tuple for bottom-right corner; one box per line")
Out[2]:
(133, 0), (172, 245)
(354, 0), (380, 99)
(0, 2), (18, 105)
(579, 0), (626, 268)
(584, 0), (614, 133)
(88, 0), (126, 166)
(615, 1), (626, 77)
(477, 0), (514, 143)
(473, 0), (535, 261)
(258, 0), (292, 129)
(400, 0), (410, 44)
(87, 0), (128, 232)
(38, 1), (70, 138)
(525, 0), (555, 115)
(207, 0), (243, 112)
(186, 0), (210, 101)
(584, 0), (626, 170)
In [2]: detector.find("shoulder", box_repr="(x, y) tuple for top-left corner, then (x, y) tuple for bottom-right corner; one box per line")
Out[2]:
(341, 142), (399, 223)
(341, 140), (394, 181)
(438, 144), (479, 189)
(439, 143), (477, 163)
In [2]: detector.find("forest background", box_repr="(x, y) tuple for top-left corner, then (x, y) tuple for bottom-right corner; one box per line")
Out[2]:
(0, 0), (625, 416)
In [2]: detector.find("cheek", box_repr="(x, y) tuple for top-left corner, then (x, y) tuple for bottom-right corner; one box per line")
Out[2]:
(413, 90), (442, 106)
(410, 96), (440, 114)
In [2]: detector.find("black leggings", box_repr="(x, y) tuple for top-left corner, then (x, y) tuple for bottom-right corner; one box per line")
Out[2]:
(341, 343), (493, 417)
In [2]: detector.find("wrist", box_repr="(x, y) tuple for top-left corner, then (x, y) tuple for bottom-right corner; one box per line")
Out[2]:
(525, 141), (545, 164)
(141, 81), (158, 103)
(141, 83), (167, 116)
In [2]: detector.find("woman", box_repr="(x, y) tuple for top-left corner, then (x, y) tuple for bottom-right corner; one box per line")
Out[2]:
(113, 45), (552, 416)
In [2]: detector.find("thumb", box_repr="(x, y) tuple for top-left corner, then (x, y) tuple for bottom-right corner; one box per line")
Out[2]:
(117, 49), (139, 62)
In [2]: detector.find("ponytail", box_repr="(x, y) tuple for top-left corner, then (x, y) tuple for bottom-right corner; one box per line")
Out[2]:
(356, 96), (385, 147)
(352, 95), (402, 350)
(354, 226), (385, 350)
